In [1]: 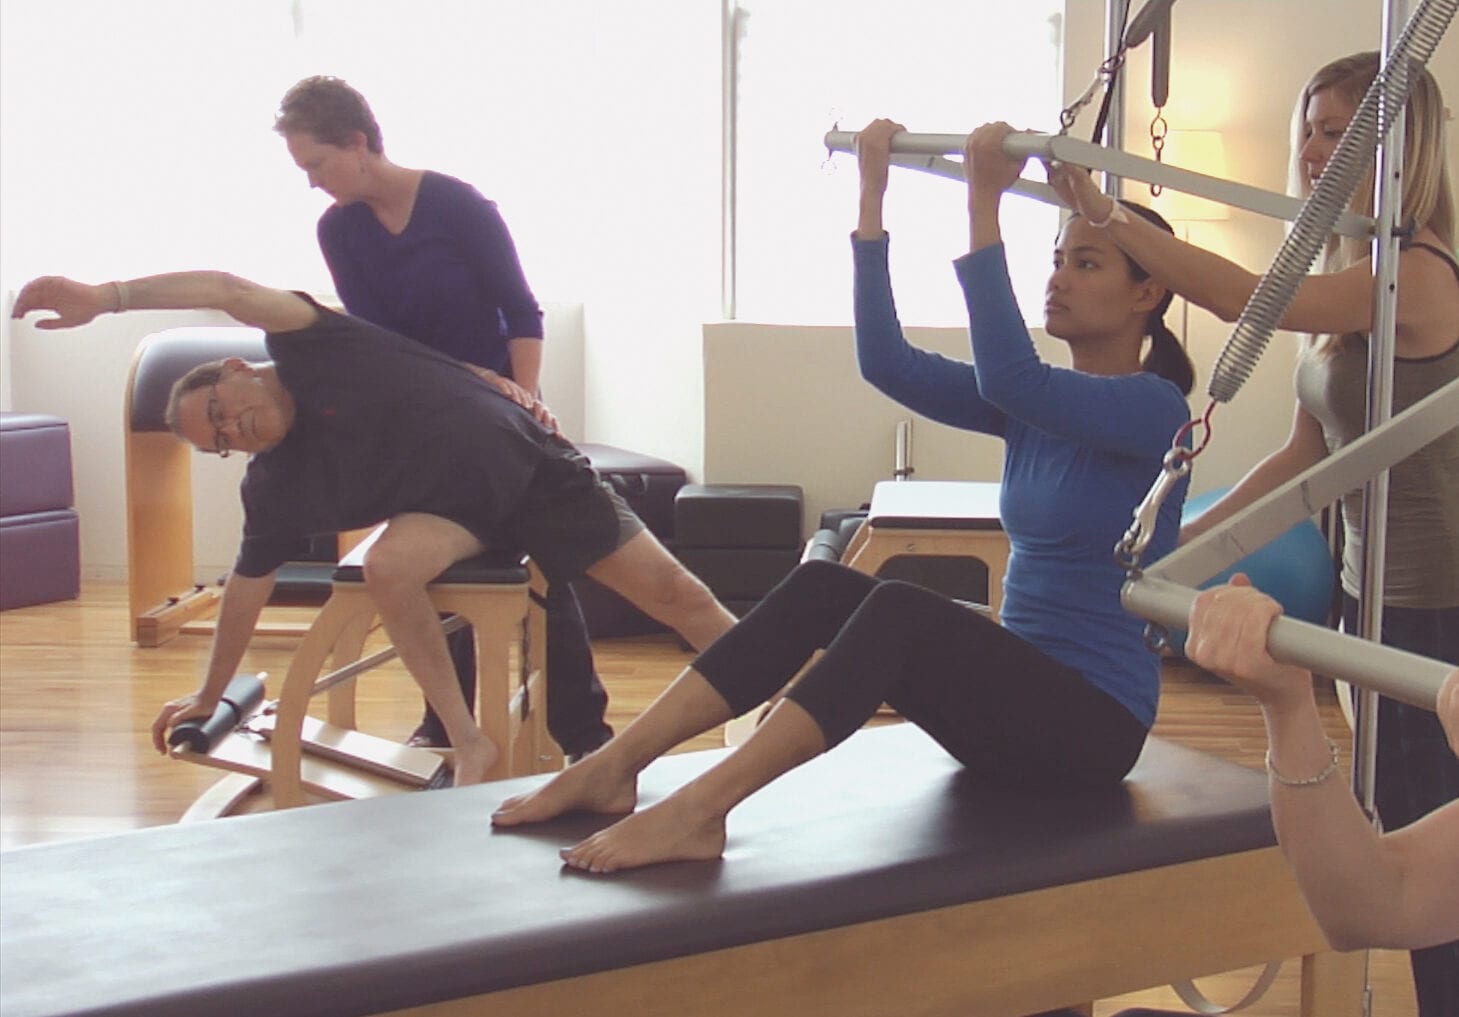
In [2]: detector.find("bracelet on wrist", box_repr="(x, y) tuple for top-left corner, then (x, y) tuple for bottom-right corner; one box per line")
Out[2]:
(1085, 198), (1129, 229)
(1266, 737), (1340, 788)
(110, 280), (129, 313)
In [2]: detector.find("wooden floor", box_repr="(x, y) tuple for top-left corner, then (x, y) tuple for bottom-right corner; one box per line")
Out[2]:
(0, 582), (1417, 1015)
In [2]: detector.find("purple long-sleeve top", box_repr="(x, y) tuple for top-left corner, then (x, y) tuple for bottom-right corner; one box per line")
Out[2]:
(317, 171), (542, 371)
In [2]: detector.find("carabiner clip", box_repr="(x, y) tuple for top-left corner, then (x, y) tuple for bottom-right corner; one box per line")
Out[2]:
(1115, 448), (1191, 570)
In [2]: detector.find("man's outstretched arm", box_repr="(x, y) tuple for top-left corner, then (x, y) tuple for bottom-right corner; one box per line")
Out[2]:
(13, 272), (318, 334)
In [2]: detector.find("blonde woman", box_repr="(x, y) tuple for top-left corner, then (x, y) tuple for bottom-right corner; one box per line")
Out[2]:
(1052, 52), (1458, 1015)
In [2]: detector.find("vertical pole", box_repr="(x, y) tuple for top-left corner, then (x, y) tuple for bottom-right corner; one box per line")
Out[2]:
(1353, 0), (1409, 820)
(1349, 3), (1411, 1013)
(721, 0), (740, 321)
(894, 420), (914, 480)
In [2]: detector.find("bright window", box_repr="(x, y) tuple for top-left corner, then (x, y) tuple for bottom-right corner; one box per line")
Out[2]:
(730, 0), (1065, 326)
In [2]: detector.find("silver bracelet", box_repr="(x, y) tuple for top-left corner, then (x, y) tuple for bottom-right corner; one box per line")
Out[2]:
(1266, 738), (1340, 787)
(1085, 198), (1129, 229)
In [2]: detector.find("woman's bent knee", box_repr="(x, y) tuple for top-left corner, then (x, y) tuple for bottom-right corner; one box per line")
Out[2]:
(782, 559), (873, 598)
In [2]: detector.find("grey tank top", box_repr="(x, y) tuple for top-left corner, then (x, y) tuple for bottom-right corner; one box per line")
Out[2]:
(1294, 243), (1459, 608)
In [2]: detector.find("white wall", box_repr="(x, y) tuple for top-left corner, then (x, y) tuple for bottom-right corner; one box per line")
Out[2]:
(3, 0), (1457, 578)
(705, 324), (1068, 530)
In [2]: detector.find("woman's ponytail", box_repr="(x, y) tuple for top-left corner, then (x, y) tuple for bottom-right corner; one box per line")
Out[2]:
(1120, 201), (1197, 395)
(1141, 314), (1195, 395)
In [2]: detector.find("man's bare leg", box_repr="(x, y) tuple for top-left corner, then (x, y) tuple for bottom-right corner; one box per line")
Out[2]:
(560, 698), (827, 873)
(586, 530), (736, 651)
(493, 530), (740, 824)
(365, 513), (496, 785)
(492, 664), (734, 825)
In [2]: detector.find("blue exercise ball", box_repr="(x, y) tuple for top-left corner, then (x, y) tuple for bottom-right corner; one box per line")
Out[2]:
(1165, 487), (1335, 656)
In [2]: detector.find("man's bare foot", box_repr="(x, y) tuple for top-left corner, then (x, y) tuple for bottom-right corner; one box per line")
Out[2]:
(491, 752), (637, 826)
(558, 795), (727, 873)
(450, 734), (500, 787)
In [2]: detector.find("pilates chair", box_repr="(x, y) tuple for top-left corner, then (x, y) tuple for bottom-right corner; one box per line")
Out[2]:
(175, 527), (562, 817)
(126, 326), (370, 645)
(729, 480), (1010, 745)
(843, 479), (1009, 619)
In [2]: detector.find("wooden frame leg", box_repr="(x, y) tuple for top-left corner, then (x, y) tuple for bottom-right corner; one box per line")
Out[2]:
(272, 590), (371, 808)
(524, 567), (560, 772)
(1301, 948), (1368, 1017)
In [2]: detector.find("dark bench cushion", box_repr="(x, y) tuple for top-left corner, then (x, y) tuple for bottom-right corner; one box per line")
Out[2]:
(332, 548), (529, 585)
(674, 483), (804, 549)
(578, 442), (686, 541)
(0, 725), (1275, 1017)
(573, 444), (689, 637)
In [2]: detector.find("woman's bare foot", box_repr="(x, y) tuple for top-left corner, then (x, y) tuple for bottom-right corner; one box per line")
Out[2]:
(491, 751), (638, 826)
(451, 733), (500, 787)
(559, 794), (727, 873)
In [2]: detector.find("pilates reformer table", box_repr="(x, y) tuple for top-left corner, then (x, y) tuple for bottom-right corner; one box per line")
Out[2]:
(844, 479), (1009, 618)
(0, 724), (1362, 1017)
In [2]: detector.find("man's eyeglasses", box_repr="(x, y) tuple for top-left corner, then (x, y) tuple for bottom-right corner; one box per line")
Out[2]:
(206, 384), (231, 458)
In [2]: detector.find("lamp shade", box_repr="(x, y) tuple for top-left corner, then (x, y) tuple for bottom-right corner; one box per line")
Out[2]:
(1151, 130), (1231, 222)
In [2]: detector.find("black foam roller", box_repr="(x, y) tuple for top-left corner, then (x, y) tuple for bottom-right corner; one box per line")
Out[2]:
(167, 673), (266, 753)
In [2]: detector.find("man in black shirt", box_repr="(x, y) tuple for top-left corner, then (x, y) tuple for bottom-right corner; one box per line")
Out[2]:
(14, 272), (737, 785)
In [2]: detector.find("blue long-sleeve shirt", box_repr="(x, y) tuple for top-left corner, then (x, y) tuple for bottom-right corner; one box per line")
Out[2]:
(853, 234), (1188, 727)
(318, 171), (543, 371)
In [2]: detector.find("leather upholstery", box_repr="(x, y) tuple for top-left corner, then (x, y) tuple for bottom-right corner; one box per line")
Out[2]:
(0, 725), (1275, 1017)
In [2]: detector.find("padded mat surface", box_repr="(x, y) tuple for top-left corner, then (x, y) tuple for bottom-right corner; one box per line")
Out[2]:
(0, 726), (1274, 1017)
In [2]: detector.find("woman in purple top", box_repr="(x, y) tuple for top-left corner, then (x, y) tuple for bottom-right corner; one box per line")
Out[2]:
(274, 76), (612, 757)
(277, 76), (543, 390)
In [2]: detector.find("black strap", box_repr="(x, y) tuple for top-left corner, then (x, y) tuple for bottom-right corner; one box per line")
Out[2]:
(1406, 241), (1459, 287)
(1090, 0), (1133, 145)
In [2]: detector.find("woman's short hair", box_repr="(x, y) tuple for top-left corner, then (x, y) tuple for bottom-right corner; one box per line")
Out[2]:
(275, 75), (384, 154)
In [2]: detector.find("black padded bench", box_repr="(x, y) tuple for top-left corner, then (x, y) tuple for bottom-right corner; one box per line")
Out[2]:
(674, 482), (803, 617)
(573, 442), (689, 638)
(0, 725), (1362, 1017)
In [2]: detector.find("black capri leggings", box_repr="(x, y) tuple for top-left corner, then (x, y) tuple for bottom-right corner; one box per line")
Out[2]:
(692, 560), (1148, 790)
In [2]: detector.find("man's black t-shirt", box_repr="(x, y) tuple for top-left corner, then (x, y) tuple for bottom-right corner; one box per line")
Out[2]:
(234, 297), (562, 577)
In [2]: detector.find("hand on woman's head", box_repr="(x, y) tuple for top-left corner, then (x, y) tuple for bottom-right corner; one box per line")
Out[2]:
(1044, 161), (1102, 217)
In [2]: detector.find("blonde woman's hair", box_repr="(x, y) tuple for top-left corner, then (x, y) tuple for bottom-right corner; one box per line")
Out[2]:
(1290, 52), (1455, 352)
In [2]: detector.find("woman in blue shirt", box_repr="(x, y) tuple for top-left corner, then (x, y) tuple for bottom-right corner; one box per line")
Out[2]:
(492, 120), (1194, 873)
